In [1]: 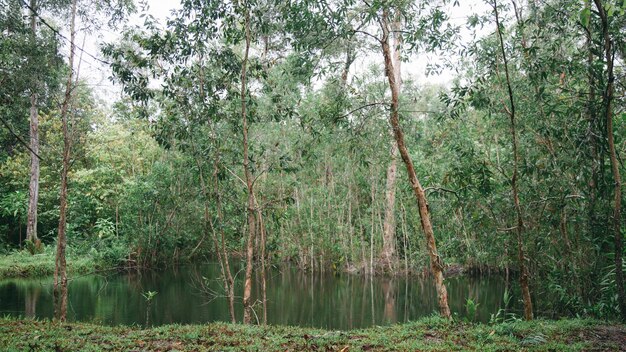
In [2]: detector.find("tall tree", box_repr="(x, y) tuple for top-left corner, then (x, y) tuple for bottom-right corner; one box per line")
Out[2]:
(239, 2), (257, 324)
(54, 0), (78, 322)
(379, 7), (451, 318)
(380, 10), (401, 273)
(593, 0), (625, 320)
(25, 0), (40, 248)
(492, 0), (532, 320)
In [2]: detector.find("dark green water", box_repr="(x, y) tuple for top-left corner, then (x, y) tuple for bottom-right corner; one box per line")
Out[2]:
(0, 263), (510, 329)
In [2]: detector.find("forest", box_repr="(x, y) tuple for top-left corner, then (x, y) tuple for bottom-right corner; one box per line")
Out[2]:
(0, 0), (625, 350)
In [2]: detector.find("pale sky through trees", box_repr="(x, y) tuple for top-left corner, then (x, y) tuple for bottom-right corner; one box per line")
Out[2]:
(70, 0), (490, 105)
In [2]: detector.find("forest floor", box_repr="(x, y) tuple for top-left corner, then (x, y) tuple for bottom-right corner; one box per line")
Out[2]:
(1, 316), (624, 351)
(0, 249), (96, 279)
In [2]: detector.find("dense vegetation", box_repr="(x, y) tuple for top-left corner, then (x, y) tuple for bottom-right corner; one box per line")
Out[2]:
(1, 0), (625, 328)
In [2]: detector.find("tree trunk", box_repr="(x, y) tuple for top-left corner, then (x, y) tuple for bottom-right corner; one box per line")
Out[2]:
(585, 0), (599, 243)
(212, 152), (237, 323)
(493, 0), (533, 320)
(594, 0), (625, 320)
(341, 45), (355, 85)
(26, 0), (40, 246)
(381, 12), (402, 272)
(256, 202), (268, 324)
(240, 8), (257, 325)
(379, 10), (451, 319)
(191, 140), (236, 323)
(54, 0), (77, 323)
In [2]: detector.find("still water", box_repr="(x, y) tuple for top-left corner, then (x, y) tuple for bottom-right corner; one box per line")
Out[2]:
(0, 263), (510, 329)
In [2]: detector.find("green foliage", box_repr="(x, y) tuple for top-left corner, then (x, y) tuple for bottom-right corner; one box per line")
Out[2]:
(23, 239), (42, 255)
(490, 289), (521, 324)
(465, 298), (480, 322)
(0, 0), (624, 325)
(0, 317), (622, 351)
(141, 290), (158, 302)
(0, 248), (95, 279)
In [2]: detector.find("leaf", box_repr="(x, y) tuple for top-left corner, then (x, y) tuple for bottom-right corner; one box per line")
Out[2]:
(520, 334), (547, 346)
(579, 7), (590, 27)
(607, 3), (616, 17)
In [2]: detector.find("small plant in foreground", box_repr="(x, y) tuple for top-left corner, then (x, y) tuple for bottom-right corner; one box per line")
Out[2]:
(465, 297), (480, 322)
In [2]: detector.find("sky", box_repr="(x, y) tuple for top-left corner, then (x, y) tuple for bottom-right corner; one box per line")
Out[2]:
(70, 0), (492, 106)
(69, 1), (180, 104)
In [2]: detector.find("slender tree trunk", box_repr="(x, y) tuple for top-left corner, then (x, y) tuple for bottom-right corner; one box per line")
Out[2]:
(341, 45), (355, 85)
(370, 172), (375, 276)
(381, 12), (402, 272)
(213, 152), (237, 323)
(380, 10), (451, 319)
(54, 0), (77, 323)
(26, 0), (40, 247)
(585, 0), (599, 242)
(256, 203), (268, 324)
(594, 0), (625, 320)
(197, 55), (236, 322)
(493, 0), (533, 320)
(191, 141), (236, 322)
(240, 7), (257, 325)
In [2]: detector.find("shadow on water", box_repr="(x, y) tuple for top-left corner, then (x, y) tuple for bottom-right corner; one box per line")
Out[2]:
(0, 263), (513, 329)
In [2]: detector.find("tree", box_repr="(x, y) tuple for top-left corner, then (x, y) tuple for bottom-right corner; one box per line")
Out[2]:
(379, 5), (451, 319)
(26, 0), (41, 248)
(54, 0), (77, 322)
(380, 9), (401, 273)
(491, 0), (533, 321)
(238, 1), (257, 324)
(593, 0), (624, 321)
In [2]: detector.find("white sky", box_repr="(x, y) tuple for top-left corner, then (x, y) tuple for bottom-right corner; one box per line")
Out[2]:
(70, 1), (492, 105)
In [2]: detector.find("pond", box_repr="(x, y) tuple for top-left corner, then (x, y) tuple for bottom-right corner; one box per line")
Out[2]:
(0, 263), (512, 329)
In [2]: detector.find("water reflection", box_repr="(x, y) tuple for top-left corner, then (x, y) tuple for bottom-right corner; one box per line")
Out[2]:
(0, 263), (510, 329)
(24, 285), (41, 317)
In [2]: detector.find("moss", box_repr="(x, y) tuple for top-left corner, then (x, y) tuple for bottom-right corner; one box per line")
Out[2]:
(0, 317), (623, 351)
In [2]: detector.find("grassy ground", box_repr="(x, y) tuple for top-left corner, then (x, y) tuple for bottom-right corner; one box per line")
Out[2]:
(1, 316), (624, 351)
(0, 249), (96, 279)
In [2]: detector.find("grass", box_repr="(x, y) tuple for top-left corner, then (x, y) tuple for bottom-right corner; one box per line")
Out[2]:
(0, 248), (97, 279)
(0, 316), (624, 351)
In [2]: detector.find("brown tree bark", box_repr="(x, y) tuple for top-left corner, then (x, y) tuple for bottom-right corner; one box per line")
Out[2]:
(381, 145), (398, 271)
(380, 11), (402, 272)
(26, 0), (40, 247)
(379, 10), (451, 319)
(54, 0), (77, 323)
(594, 0), (625, 320)
(341, 45), (355, 86)
(493, 0), (533, 320)
(240, 7), (257, 325)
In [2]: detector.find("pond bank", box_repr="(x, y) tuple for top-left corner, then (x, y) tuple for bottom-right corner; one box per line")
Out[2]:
(0, 249), (505, 280)
(0, 250), (98, 279)
(1, 317), (624, 351)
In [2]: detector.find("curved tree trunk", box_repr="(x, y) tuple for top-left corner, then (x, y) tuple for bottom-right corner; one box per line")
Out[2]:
(380, 10), (451, 319)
